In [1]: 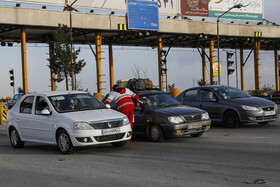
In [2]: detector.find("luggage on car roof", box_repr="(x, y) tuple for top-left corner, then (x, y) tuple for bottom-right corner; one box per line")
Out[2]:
(127, 78), (145, 91)
(144, 78), (153, 89)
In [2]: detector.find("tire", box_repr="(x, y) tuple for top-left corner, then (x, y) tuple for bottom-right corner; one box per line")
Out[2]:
(224, 110), (240, 128)
(56, 130), (75, 154)
(149, 124), (164, 142)
(111, 141), (128, 147)
(191, 132), (203, 137)
(258, 122), (269, 125)
(9, 128), (25, 148)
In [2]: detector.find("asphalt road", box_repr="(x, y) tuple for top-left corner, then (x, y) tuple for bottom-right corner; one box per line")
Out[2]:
(0, 122), (279, 187)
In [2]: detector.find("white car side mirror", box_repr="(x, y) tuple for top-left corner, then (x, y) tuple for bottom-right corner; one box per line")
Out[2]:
(41, 109), (51, 115)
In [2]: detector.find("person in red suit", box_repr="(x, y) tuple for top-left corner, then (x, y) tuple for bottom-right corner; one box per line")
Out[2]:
(104, 84), (141, 130)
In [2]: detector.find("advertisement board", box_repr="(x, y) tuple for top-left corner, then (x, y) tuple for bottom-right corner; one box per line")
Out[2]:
(1, 0), (178, 15)
(209, 0), (263, 20)
(1, 0), (65, 6)
(213, 62), (221, 77)
(181, 0), (209, 17)
(181, 0), (264, 21)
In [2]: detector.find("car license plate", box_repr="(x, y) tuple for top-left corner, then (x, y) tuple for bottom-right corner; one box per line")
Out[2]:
(264, 111), (275, 116)
(188, 124), (202, 129)
(101, 128), (121, 135)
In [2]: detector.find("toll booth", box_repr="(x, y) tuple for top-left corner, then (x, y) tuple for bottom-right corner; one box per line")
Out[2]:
(0, 99), (8, 125)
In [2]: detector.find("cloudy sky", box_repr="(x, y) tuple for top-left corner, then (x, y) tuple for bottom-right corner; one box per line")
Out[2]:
(0, 0), (280, 97)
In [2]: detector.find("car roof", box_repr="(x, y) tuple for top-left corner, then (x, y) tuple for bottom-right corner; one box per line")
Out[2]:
(189, 85), (233, 90)
(134, 89), (165, 95)
(23, 91), (89, 97)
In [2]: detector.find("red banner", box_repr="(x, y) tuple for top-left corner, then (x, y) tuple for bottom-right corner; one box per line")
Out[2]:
(181, 0), (209, 17)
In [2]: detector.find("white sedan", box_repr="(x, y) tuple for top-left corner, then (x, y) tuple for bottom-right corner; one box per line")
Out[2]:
(6, 91), (132, 154)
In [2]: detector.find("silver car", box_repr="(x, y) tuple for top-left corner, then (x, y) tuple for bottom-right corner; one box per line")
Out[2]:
(6, 91), (132, 154)
(176, 86), (278, 128)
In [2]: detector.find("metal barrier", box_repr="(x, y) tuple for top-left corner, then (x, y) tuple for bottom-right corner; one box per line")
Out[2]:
(0, 100), (8, 125)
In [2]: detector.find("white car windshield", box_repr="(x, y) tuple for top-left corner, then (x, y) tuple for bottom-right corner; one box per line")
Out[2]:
(48, 93), (105, 113)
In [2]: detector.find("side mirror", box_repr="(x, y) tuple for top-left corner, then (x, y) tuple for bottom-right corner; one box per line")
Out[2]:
(8, 105), (13, 110)
(41, 109), (51, 115)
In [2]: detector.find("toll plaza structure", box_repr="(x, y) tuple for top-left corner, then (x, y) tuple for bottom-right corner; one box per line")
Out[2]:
(0, 5), (280, 95)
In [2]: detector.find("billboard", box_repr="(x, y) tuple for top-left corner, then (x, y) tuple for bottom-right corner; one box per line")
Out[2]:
(181, 0), (264, 21)
(1, 0), (178, 15)
(213, 62), (221, 77)
(209, 0), (263, 20)
(1, 0), (65, 6)
(181, 0), (209, 17)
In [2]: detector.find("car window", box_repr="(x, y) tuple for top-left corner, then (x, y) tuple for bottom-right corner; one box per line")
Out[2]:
(35, 96), (49, 115)
(48, 93), (105, 113)
(20, 96), (34, 114)
(213, 87), (251, 99)
(200, 89), (216, 102)
(13, 94), (22, 101)
(183, 89), (198, 101)
(139, 92), (180, 109)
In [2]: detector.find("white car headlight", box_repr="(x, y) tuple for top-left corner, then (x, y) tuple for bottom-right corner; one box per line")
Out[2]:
(168, 116), (184, 124)
(242, 105), (259, 111)
(123, 116), (130, 126)
(201, 112), (210, 120)
(73, 122), (94, 130)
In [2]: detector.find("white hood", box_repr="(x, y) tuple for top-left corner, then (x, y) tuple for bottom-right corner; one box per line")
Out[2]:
(58, 109), (125, 122)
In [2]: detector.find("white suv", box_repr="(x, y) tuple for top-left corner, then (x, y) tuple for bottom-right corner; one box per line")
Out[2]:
(6, 91), (132, 154)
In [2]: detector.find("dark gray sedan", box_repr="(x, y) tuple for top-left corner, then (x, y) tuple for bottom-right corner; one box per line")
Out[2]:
(176, 86), (278, 128)
(103, 90), (211, 141)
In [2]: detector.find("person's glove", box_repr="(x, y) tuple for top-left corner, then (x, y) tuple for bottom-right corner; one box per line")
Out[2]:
(105, 104), (111, 109)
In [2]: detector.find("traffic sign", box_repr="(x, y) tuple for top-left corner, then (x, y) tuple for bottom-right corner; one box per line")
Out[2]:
(127, 0), (159, 31)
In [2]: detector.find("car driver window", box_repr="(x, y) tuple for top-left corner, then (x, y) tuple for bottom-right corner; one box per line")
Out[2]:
(19, 96), (34, 114)
(35, 96), (49, 115)
(184, 89), (198, 101)
(200, 90), (216, 102)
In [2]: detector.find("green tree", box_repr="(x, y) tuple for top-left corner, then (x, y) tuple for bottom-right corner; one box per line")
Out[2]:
(48, 24), (86, 90)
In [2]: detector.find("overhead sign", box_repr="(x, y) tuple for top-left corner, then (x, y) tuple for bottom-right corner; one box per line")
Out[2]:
(181, 0), (264, 21)
(1, 0), (178, 15)
(127, 0), (159, 31)
(209, 0), (264, 21)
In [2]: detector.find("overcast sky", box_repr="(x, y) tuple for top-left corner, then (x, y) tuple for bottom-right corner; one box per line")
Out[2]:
(0, 0), (280, 97)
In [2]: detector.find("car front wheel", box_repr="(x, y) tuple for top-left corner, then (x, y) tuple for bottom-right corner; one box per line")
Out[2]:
(57, 130), (75, 154)
(224, 110), (240, 128)
(9, 128), (25, 148)
(149, 124), (164, 142)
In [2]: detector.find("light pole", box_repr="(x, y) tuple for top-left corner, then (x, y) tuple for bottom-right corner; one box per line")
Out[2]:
(70, 0), (77, 90)
(217, 3), (242, 85)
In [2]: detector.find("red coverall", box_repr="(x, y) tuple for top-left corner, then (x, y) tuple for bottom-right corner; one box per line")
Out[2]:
(104, 87), (140, 130)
